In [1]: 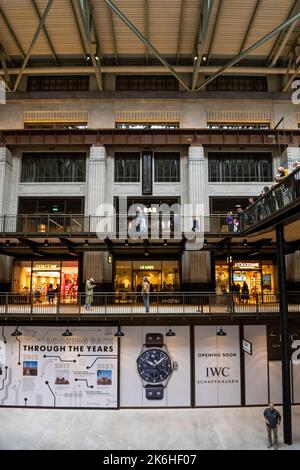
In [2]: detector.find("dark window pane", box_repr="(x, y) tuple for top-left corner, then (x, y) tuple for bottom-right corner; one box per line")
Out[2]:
(116, 75), (179, 91)
(21, 153), (86, 182)
(114, 153), (140, 182)
(208, 153), (273, 182)
(206, 76), (268, 92)
(27, 76), (89, 92)
(154, 153), (180, 182)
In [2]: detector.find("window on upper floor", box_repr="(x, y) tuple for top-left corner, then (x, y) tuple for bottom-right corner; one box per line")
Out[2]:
(21, 153), (86, 182)
(207, 122), (270, 130)
(206, 76), (268, 92)
(27, 75), (89, 92)
(116, 75), (179, 91)
(115, 122), (179, 129)
(208, 153), (272, 182)
(114, 153), (140, 182)
(154, 153), (180, 182)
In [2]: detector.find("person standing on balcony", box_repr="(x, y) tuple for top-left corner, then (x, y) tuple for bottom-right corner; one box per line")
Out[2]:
(142, 276), (150, 313)
(84, 277), (96, 311)
(263, 402), (281, 449)
(226, 211), (234, 232)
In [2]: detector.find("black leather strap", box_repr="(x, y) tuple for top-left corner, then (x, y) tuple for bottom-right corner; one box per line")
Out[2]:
(145, 384), (164, 400)
(145, 333), (164, 348)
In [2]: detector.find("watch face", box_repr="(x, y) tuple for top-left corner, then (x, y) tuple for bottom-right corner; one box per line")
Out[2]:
(137, 348), (172, 383)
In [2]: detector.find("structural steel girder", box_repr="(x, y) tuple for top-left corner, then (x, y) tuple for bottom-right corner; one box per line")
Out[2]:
(87, 0), (103, 63)
(69, 0), (89, 64)
(76, 0), (103, 91)
(206, 0), (223, 63)
(0, 6), (25, 58)
(268, 0), (299, 62)
(192, 0), (212, 90)
(195, 10), (300, 92)
(176, 0), (186, 65)
(144, 0), (149, 65)
(13, 0), (54, 93)
(104, 0), (190, 91)
(106, 2), (119, 65)
(0, 44), (12, 90)
(238, 0), (261, 54)
(31, 0), (59, 65)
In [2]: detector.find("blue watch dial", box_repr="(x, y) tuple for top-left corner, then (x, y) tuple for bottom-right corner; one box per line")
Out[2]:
(137, 348), (172, 383)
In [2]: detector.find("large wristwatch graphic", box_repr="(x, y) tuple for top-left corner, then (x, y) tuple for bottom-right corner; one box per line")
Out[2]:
(136, 333), (178, 400)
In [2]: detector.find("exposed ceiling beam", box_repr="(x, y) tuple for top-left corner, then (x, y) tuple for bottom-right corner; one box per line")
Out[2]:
(31, 0), (59, 66)
(17, 238), (44, 256)
(195, 9), (300, 92)
(87, 0), (103, 63)
(239, 0), (261, 54)
(206, 0), (223, 63)
(1, 65), (299, 76)
(106, 3), (119, 65)
(144, 0), (149, 65)
(192, 0), (213, 90)
(59, 238), (78, 256)
(69, 0), (89, 65)
(271, 21), (298, 66)
(12, 0), (54, 93)
(104, 0), (190, 91)
(268, 0), (299, 62)
(282, 55), (300, 91)
(282, 27), (300, 63)
(76, 0), (103, 91)
(0, 5), (25, 59)
(0, 44), (12, 90)
(176, 0), (185, 65)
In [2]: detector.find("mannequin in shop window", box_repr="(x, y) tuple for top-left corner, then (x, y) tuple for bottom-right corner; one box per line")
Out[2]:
(135, 207), (147, 236)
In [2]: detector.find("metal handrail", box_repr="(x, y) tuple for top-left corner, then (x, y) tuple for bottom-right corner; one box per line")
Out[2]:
(240, 166), (300, 231)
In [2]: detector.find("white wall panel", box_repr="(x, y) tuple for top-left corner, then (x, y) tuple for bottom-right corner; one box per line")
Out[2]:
(244, 325), (268, 405)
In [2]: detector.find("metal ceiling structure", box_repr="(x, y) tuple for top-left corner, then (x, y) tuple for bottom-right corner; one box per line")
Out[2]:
(1, 0), (300, 91)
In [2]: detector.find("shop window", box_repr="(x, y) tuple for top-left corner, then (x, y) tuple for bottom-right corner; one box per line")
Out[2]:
(27, 75), (89, 92)
(114, 153), (140, 182)
(206, 76), (268, 92)
(18, 197), (84, 214)
(116, 75), (179, 91)
(24, 122), (88, 130)
(207, 122), (270, 130)
(115, 122), (179, 129)
(21, 153), (86, 182)
(208, 153), (272, 182)
(154, 153), (180, 182)
(12, 260), (78, 303)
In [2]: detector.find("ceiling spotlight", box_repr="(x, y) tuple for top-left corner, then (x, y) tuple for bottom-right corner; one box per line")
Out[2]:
(62, 328), (72, 337)
(166, 327), (176, 337)
(164, 239), (168, 246)
(115, 326), (124, 337)
(4, 240), (10, 247)
(95, 55), (99, 60)
(194, 56), (198, 61)
(86, 55), (91, 60)
(216, 327), (227, 337)
(11, 327), (22, 337)
(243, 239), (248, 246)
(202, 55), (207, 62)
(84, 240), (89, 247)
(144, 249), (149, 257)
(125, 239), (129, 247)
(44, 239), (49, 247)
(203, 239), (207, 246)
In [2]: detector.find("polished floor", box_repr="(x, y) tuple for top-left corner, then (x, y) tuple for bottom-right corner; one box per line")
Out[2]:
(0, 406), (299, 450)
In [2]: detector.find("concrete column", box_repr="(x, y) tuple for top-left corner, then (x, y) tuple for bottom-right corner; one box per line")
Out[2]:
(0, 147), (13, 216)
(84, 146), (112, 288)
(182, 146), (211, 290)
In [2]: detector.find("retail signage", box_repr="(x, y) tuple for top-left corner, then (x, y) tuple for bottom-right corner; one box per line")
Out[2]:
(267, 326), (300, 361)
(194, 326), (241, 406)
(139, 265), (155, 270)
(242, 339), (252, 355)
(32, 263), (60, 271)
(233, 262), (260, 270)
(0, 326), (118, 408)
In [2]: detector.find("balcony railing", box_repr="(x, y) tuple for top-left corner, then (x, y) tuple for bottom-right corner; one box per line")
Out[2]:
(0, 292), (299, 319)
(240, 166), (300, 231)
(0, 214), (232, 237)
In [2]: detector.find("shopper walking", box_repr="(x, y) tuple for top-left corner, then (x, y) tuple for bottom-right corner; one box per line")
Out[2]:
(241, 281), (249, 303)
(263, 402), (281, 449)
(142, 276), (150, 313)
(46, 284), (55, 304)
(84, 277), (96, 310)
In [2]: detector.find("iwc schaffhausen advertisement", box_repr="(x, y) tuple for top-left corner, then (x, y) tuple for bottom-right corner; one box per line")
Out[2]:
(136, 333), (178, 399)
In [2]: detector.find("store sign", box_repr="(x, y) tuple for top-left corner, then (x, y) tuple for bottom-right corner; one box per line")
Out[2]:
(32, 263), (60, 271)
(194, 326), (241, 406)
(0, 326), (118, 409)
(267, 326), (300, 361)
(139, 265), (154, 270)
(233, 262), (260, 270)
(242, 339), (252, 355)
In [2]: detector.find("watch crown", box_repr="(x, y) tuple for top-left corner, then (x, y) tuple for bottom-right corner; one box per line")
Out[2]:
(173, 361), (178, 370)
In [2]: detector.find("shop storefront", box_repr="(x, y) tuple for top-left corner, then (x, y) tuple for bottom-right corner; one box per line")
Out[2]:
(12, 260), (79, 303)
(114, 260), (180, 296)
(215, 260), (276, 297)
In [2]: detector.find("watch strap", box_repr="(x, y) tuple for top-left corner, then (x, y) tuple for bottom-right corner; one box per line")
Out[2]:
(145, 384), (164, 400)
(145, 333), (164, 348)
